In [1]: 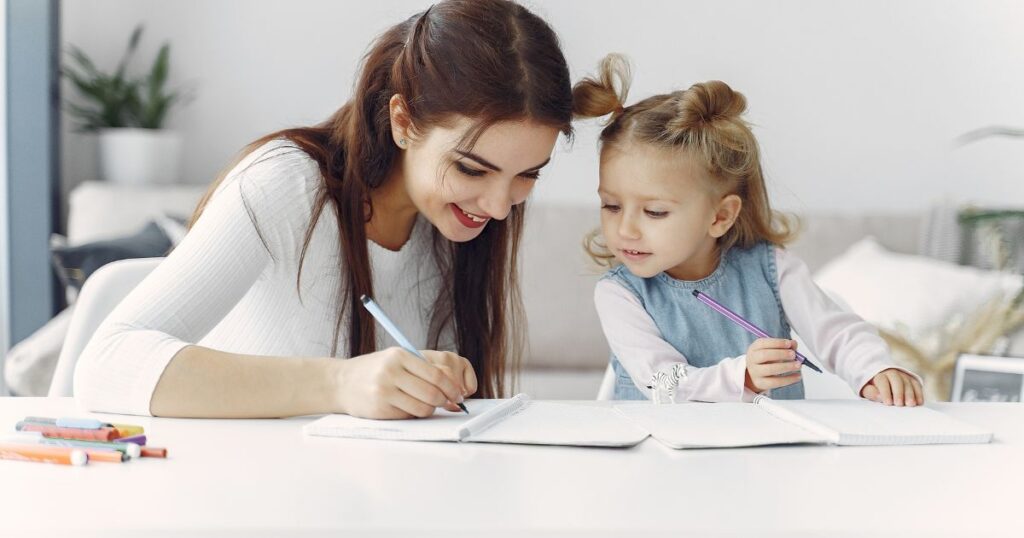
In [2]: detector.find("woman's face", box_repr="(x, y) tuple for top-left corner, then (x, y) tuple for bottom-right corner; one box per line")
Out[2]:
(399, 116), (560, 242)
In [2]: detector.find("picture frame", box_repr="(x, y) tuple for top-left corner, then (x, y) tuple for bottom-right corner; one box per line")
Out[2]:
(951, 353), (1024, 402)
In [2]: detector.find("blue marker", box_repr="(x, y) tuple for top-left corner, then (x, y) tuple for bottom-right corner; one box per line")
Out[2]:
(56, 417), (107, 430)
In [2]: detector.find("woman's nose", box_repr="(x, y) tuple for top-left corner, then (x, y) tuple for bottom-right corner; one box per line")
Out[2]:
(478, 181), (516, 221)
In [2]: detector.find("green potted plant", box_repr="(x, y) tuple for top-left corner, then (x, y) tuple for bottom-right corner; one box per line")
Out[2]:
(64, 25), (186, 184)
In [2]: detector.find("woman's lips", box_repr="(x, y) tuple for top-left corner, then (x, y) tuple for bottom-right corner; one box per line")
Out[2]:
(450, 204), (489, 229)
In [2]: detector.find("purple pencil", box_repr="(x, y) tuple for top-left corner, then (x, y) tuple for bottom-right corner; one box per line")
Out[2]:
(691, 289), (823, 373)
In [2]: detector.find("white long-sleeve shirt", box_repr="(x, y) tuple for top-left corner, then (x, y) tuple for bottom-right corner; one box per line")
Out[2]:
(74, 140), (443, 415)
(594, 248), (922, 402)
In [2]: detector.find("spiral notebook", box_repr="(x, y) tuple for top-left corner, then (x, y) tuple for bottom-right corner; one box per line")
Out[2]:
(303, 394), (648, 447)
(615, 396), (994, 449)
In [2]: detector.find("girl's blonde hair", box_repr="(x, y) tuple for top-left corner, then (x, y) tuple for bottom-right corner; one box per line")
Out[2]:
(573, 54), (796, 267)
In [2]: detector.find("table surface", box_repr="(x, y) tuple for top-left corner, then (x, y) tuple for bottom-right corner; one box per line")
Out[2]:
(2, 398), (1022, 538)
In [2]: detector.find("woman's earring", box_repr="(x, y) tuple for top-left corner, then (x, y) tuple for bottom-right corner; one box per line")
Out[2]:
(398, 138), (407, 147)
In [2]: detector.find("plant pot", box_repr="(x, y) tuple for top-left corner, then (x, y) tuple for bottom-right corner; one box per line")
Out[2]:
(97, 128), (182, 184)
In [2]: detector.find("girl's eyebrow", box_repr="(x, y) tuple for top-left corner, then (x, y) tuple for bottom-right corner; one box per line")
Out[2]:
(598, 188), (679, 204)
(455, 150), (550, 174)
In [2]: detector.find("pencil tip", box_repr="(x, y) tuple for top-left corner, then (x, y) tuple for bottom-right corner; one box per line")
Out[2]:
(459, 403), (469, 414)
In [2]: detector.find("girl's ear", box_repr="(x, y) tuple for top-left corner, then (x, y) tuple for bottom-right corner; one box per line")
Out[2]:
(709, 194), (742, 238)
(389, 94), (414, 148)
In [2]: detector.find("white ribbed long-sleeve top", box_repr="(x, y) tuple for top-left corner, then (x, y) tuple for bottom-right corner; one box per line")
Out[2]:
(74, 140), (443, 415)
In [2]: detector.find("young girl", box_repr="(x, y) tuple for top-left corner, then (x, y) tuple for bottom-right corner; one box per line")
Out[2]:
(574, 55), (923, 405)
(74, 0), (575, 419)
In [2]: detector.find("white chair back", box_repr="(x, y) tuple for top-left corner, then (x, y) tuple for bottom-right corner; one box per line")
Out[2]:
(48, 257), (163, 397)
(596, 364), (615, 400)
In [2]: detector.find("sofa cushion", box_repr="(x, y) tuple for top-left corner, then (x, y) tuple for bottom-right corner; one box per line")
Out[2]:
(787, 213), (921, 273)
(51, 221), (172, 291)
(814, 236), (1023, 341)
(520, 204), (608, 370)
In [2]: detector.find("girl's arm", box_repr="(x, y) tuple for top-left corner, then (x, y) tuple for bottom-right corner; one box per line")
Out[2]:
(594, 279), (755, 402)
(774, 247), (923, 395)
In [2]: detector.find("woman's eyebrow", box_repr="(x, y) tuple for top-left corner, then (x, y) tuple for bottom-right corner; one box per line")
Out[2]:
(455, 150), (502, 172)
(454, 150), (551, 174)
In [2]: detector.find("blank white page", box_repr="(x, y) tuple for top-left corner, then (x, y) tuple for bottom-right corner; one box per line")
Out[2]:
(469, 402), (649, 447)
(614, 403), (826, 449)
(760, 399), (994, 446)
(302, 399), (506, 442)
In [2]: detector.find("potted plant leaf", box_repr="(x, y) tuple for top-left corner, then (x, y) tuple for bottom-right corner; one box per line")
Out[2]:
(64, 25), (187, 184)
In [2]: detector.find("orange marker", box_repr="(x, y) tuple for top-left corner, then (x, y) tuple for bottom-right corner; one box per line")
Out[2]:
(140, 447), (167, 458)
(72, 447), (126, 463)
(0, 443), (88, 466)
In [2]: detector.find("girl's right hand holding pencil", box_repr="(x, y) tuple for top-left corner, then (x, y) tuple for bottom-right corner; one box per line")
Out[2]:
(744, 338), (803, 393)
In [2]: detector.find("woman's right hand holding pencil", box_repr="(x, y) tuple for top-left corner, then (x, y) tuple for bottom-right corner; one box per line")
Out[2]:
(744, 338), (803, 393)
(335, 348), (477, 419)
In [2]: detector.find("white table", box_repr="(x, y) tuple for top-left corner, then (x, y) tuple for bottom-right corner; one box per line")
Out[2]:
(1, 398), (1022, 537)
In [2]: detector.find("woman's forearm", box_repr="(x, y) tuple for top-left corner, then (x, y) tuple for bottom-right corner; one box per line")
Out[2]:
(150, 345), (346, 418)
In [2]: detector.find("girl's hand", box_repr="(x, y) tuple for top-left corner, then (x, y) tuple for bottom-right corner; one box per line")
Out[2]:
(744, 338), (802, 393)
(334, 347), (476, 419)
(861, 368), (924, 407)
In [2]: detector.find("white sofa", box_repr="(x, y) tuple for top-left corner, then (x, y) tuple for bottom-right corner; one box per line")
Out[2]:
(13, 179), (1021, 400)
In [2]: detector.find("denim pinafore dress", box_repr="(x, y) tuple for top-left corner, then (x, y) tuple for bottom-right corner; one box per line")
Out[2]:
(605, 241), (805, 401)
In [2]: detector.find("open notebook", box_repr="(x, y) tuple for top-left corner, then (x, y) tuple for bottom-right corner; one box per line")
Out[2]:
(615, 396), (994, 448)
(303, 394), (648, 447)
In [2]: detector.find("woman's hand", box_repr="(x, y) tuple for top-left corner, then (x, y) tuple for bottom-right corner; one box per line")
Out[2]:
(421, 349), (478, 400)
(334, 347), (477, 419)
(744, 338), (803, 393)
(860, 368), (924, 406)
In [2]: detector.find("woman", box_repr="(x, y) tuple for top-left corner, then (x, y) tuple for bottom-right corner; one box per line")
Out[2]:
(74, 0), (574, 419)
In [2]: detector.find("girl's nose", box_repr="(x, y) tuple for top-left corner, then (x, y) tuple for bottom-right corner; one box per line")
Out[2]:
(618, 214), (641, 240)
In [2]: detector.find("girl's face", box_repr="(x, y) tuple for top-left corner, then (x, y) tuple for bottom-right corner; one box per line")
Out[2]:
(399, 116), (560, 243)
(598, 142), (738, 280)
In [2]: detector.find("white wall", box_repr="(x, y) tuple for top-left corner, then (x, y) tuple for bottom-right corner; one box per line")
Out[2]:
(61, 0), (1024, 214)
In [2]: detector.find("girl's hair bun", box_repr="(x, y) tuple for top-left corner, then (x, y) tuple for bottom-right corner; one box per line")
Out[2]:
(667, 80), (747, 134)
(572, 53), (632, 120)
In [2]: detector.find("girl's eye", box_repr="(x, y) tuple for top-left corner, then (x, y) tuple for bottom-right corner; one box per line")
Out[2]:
(518, 171), (541, 181)
(601, 204), (620, 213)
(645, 210), (668, 218)
(456, 162), (486, 177)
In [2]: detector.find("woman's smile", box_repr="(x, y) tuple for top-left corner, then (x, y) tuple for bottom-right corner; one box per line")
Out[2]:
(450, 203), (490, 228)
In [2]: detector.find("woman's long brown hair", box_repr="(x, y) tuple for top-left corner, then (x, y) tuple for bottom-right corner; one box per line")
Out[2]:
(188, 0), (573, 398)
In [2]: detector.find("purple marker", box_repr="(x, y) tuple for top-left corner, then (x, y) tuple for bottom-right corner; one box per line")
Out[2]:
(114, 434), (147, 445)
(691, 289), (823, 373)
